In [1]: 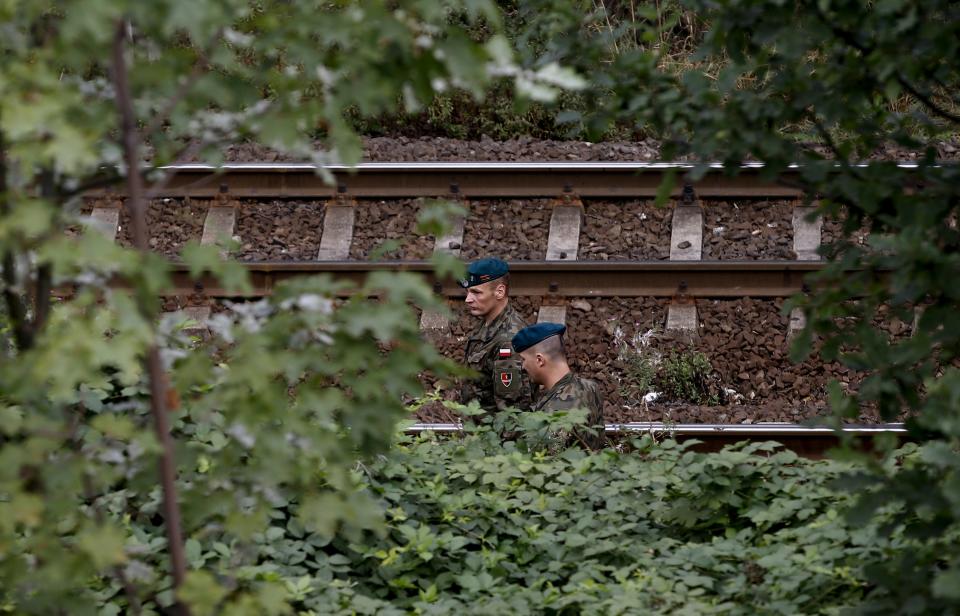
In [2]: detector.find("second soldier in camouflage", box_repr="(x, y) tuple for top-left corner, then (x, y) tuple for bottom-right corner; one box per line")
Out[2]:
(513, 322), (605, 450)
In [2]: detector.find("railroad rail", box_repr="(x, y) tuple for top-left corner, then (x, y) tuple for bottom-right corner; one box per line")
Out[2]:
(87, 161), (926, 201)
(169, 260), (824, 298)
(405, 422), (909, 458)
(97, 161), (807, 199)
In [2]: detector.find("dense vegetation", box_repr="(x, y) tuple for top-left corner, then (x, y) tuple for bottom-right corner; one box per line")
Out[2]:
(282, 422), (932, 615)
(1, 0), (959, 613)
(46, 412), (941, 615)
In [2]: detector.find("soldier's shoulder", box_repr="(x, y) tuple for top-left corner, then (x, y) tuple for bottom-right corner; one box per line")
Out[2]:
(558, 375), (599, 404)
(494, 310), (527, 341)
(502, 306), (529, 332)
(576, 376), (601, 393)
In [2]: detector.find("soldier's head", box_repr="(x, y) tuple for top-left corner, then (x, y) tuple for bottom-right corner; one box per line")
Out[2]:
(513, 322), (569, 387)
(462, 258), (510, 323)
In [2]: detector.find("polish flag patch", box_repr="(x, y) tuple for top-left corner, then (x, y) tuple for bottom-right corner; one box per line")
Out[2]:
(499, 348), (512, 358)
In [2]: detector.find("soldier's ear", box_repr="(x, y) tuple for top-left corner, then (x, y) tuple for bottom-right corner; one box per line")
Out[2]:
(495, 283), (506, 299)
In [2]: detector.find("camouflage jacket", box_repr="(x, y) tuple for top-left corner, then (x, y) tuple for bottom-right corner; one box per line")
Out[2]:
(533, 371), (605, 450)
(461, 304), (533, 412)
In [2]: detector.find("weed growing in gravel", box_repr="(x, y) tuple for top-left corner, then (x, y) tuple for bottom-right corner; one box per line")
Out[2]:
(614, 325), (660, 406)
(614, 325), (721, 405)
(660, 350), (718, 405)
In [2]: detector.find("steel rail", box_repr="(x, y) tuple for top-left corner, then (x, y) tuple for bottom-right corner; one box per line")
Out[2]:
(166, 260), (827, 298)
(94, 162), (829, 199)
(404, 422), (908, 457)
(405, 422), (906, 434)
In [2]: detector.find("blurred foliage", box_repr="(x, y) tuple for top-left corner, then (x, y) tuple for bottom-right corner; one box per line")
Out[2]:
(6, 407), (937, 614)
(350, 0), (709, 140)
(1, 0), (959, 613)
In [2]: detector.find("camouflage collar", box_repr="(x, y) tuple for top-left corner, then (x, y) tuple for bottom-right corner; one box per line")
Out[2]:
(475, 303), (516, 342)
(539, 370), (575, 402)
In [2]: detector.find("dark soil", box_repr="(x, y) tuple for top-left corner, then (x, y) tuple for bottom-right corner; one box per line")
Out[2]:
(702, 200), (796, 259)
(460, 200), (551, 260)
(350, 200), (434, 260)
(220, 137), (663, 163)
(234, 200), (325, 261)
(164, 292), (904, 426)
(117, 198), (208, 258)
(579, 200), (671, 260)
(362, 137), (663, 162)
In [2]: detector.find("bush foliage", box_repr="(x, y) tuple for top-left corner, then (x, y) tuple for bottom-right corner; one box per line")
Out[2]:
(1, 401), (942, 614)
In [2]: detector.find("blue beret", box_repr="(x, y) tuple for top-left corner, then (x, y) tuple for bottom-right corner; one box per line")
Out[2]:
(460, 258), (509, 288)
(512, 322), (566, 353)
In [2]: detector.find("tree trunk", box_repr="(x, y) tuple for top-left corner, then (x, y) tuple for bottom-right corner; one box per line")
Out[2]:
(0, 130), (35, 351)
(111, 19), (190, 614)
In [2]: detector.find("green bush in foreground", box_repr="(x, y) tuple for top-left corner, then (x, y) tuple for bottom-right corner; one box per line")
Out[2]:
(304, 425), (929, 615)
(5, 404), (946, 615)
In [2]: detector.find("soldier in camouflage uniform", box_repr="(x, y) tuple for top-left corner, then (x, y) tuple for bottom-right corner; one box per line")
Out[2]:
(513, 322), (605, 450)
(459, 258), (533, 412)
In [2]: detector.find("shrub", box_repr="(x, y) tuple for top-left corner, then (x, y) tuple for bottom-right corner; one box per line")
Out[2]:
(615, 326), (719, 405)
(660, 349), (717, 405)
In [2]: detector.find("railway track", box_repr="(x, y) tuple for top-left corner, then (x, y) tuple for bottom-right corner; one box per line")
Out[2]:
(170, 260), (822, 298)
(406, 422), (908, 458)
(81, 161), (910, 450)
(103, 161), (811, 199)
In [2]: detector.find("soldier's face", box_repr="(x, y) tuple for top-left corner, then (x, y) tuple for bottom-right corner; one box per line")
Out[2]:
(464, 280), (505, 318)
(519, 349), (546, 385)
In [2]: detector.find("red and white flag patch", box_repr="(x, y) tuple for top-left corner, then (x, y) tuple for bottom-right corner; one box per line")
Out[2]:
(499, 348), (512, 358)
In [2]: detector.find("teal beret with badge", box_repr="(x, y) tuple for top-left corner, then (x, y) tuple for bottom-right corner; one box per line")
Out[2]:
(460, 257), (509, 288)
(512, 322), (566, 353)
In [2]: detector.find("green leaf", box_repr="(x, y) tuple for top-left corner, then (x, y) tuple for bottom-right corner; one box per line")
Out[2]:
(932, 566), (960, 600)
(178, 570), (229, 616)
(90, 414), (135, 440)
(77, 524), (128, 569)
(654, 168), (677, 208)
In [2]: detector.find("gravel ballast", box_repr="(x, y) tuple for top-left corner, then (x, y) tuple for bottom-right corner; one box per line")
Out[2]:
(234, 200), (325, 261)
(460, 200), (551, 260)
(579, 200), (671, 260)
(702, 200), (796, 260)
(350, 199), (434, 260)
(117, 198), (208, 258)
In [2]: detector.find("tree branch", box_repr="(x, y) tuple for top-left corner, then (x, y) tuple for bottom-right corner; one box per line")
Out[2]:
(32, 169), (58, 334)
(895, 75), (960, 125)
(33, 263), (51, 333)
(111, 18), (190, 614)
(811, 5), (960, 126)
(0, 132), (35, 352)
(1, 252), (33, 351)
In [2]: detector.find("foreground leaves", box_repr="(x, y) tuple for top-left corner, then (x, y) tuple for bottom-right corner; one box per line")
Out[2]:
(5, 412), (943, 614)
